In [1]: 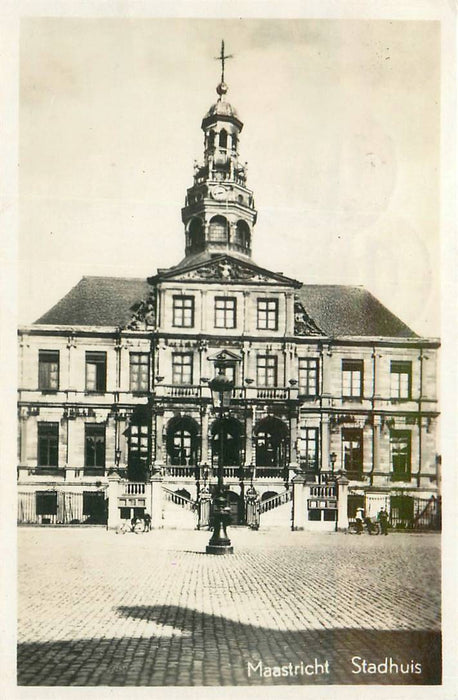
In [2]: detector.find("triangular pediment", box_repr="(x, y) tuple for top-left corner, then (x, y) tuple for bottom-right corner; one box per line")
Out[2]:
(207, 349), (243, 363)
(148, 255), (301, 287)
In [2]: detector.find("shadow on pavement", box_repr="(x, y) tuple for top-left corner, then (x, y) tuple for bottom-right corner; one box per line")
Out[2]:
(18, 604), (441, 686)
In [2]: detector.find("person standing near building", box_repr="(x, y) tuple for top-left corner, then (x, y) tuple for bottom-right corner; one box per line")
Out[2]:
(378, 507), (389, 535)
(355, 507), (364, 534)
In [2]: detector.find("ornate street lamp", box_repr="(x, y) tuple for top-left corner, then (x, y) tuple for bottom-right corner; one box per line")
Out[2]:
(206, 371), (234, 555)
(330, 451), (337, 474)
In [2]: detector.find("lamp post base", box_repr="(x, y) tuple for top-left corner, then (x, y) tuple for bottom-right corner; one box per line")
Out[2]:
(206, 542), (234, 555)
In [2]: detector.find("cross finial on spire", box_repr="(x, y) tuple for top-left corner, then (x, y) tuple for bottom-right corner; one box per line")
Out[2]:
(214, 39), (233, 84)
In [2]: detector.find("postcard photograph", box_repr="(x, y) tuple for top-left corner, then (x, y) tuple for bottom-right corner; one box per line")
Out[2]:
(14, 11), (446, 691)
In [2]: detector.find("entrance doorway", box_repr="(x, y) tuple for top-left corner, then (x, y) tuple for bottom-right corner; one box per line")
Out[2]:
(226, 490), (243, 525)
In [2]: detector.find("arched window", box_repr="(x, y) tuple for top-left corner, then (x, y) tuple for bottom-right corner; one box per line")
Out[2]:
(208, 215), (229, 243)
(211, 417), (243, 466)
(254, 417), (288, 467)
(231, 133), (238, 151)
(166, 416), (199, 466)
(188, 218), (205, 253)
(234, 220), (250, 249)
(219, 129), (228, 148)
(207, 130), (215, 150)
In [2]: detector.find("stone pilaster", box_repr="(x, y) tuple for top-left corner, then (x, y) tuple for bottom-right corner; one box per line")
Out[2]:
(154, 411), (164, 469)
(245, 407), (253, 466)
(291, 473), (307, 530)
(201, 407), (209, 464)
(289, 412), (298, 468)
(149, 476), (164, 529)
(373, 415), (381, 476)
(335, 472), (349, 531)
(320, 415), (330, 471)
(107, 474), (121, 529)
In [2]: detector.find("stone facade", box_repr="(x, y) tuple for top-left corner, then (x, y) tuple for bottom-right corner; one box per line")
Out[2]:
(17, 62), (440, 531)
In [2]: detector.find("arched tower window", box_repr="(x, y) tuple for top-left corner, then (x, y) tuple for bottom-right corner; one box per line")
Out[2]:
(234, 220), (251, 249)
(208, 215), (229, 243)
(188, 218), (205, 253)
(207, 130), (215, 150)
(231, 133), (238, 151)
(219, 129), (228, 149)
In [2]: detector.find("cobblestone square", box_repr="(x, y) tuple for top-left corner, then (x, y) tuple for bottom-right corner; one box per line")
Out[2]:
(17, 526), (441, 686)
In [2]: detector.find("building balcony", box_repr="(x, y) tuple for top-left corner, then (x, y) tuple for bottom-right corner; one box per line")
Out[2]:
(160, 464), (288, 481)
(153, 384), (298, 402)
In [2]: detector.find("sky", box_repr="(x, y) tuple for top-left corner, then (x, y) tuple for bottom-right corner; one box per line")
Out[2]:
(19, 17), (441, 336)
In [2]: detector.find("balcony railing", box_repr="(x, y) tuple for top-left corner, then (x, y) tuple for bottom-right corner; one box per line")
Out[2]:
(162, 465), (287, 480)
(154, 385), (297, 401)
(310, 484), (336, 498)
(125, 482), (146, 495)
(255, 388), (288, 400)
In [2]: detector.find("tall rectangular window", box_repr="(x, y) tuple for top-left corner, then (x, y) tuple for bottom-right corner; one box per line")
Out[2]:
(214, 297), (236, 329)
(342, 428), (363, 475)
(257, 298), (278, 330)
(38, 350), (59, 390)
(256, 355), (277, 387)
(172, 353), (193, 385)
(390, 430), (411, 480)
(85, 424), (106, 468)
(129, 353), (149, 392)
(173, 296), (194, 328)
(299, 427), (319, 470)
(390, 361), (412, 399)
(36, 491), (57, 516)
(298, 358), (319, 396)
(37, 423), (59, 467)
(342, 360), (363, 398)
(85, 352), (107, 392)
(129, 424), (149, 463)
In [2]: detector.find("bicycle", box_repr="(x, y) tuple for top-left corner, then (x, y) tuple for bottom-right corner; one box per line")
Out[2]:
(347, 517), (380, 535)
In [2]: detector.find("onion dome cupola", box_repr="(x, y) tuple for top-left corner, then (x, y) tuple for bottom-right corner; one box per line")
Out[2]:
(181, 41), (257, 260)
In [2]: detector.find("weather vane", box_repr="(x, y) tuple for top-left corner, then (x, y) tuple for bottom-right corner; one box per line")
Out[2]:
(214, 40), (233, 84)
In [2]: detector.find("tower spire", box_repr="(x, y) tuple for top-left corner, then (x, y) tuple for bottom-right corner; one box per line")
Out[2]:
(214, 40), (233, 93)
(180, 43), (257, 262)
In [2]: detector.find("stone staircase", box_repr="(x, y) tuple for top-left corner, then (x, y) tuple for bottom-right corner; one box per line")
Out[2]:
(259, 489), (292, 528)
(161, 486), (197, 529)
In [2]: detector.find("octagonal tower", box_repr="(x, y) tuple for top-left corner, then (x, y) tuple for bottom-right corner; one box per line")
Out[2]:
(181, 46), (258, 261)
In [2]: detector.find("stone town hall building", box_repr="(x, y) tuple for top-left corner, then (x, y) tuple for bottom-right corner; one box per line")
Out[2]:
(17, 57), (440, 531)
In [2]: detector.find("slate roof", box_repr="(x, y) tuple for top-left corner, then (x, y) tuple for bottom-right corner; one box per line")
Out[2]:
(35, 277), (150, 328)
(295, 285), (416, 338)
(33, 275), (417, 338)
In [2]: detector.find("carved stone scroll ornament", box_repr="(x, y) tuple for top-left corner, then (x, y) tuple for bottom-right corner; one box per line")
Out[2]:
(294, 298), (322, 336)
(125, 295), (156, 330)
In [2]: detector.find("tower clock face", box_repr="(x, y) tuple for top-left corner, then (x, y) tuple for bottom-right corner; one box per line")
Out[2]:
(211, 185), (228, 200)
